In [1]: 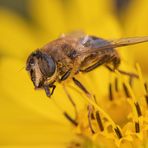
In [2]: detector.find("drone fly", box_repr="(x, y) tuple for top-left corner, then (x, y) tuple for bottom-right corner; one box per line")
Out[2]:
(26, 32), (148, 97)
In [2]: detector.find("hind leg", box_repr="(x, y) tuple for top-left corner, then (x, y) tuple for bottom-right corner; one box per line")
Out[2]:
(80, 55), (112, 73)
(105, 56), (138, 78)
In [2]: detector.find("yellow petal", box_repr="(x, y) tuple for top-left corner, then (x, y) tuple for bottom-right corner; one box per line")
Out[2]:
(64, 0), (121, 37)
(0, 94), (74, 147)
(75, 0), (121, 38)
(29, 0), (121, 38)
(1, 121), (73, 146)
(29, 0), (66, 38)
(0, 57), (72, 122)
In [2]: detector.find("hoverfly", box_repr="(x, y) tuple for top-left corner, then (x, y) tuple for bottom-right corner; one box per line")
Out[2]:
(26, 32), (148, 97)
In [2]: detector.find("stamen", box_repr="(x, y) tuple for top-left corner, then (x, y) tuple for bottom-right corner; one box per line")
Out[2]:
(115, 77), (119, 92)
(64, 112), (78, 126)
(118, 69), (138, 78)
(88, 105), (95, 134)
(136, 63), (146, 95)
(123, 83), (131, 98)
(96, 111), (104, 131)
(134, 102), (142, 117)
(109, 83), (113, 101)
(70, 82), (117, 128)
(135, 122), (140, 133)
(144, 83), (148, 93)
(91, 112), (95, 120)
(129, 77), (133, 87)
(68, 141), (81, 148)
(114, 126), (123, 139)
(115, 70), (137, 101)
(93, 95), (98, 104)
(83, 95), (117, 128)
(145, 94), (148, 105)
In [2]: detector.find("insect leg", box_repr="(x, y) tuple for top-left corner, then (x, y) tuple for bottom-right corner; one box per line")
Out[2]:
(60, 69), (71, 81)
(115, 56), (138, 78)
(43, 85), (51, 97)
(63, 85), (78, 119)
(80, 56), (109, 73)
(72, 77), (91, 97)
(81, 60), (105, 73)
(43, 85), (56, 97)
(104, 54), (138, 78)
(50, 85), (56, 96)
(105, 65), (138, 78)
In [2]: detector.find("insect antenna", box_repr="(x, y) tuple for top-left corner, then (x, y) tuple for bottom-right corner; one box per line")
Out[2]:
(18, 66), (25, 72)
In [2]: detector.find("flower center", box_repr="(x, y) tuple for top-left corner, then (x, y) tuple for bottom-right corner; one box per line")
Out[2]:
(60, 64), (148, 147)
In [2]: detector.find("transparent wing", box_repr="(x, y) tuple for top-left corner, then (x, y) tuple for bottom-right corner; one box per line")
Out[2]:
(60, 31), (86, 39)
(77, 36), (148, 55)
(109, 36), (148, 48)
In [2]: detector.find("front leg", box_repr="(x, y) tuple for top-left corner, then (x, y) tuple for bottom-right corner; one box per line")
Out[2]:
(72, 77), (91, 97)
(43, 84), (56, 97)
(60, 69), (72, 81)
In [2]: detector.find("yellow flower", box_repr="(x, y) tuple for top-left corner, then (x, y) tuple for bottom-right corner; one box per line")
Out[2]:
(1, 0), (148, 147)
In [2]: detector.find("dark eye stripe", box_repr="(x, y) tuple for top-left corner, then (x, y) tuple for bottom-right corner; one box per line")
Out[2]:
(30, 69), (36, 85)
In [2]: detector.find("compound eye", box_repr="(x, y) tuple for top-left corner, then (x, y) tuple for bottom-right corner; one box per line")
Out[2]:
(38, 54), (56, 77)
